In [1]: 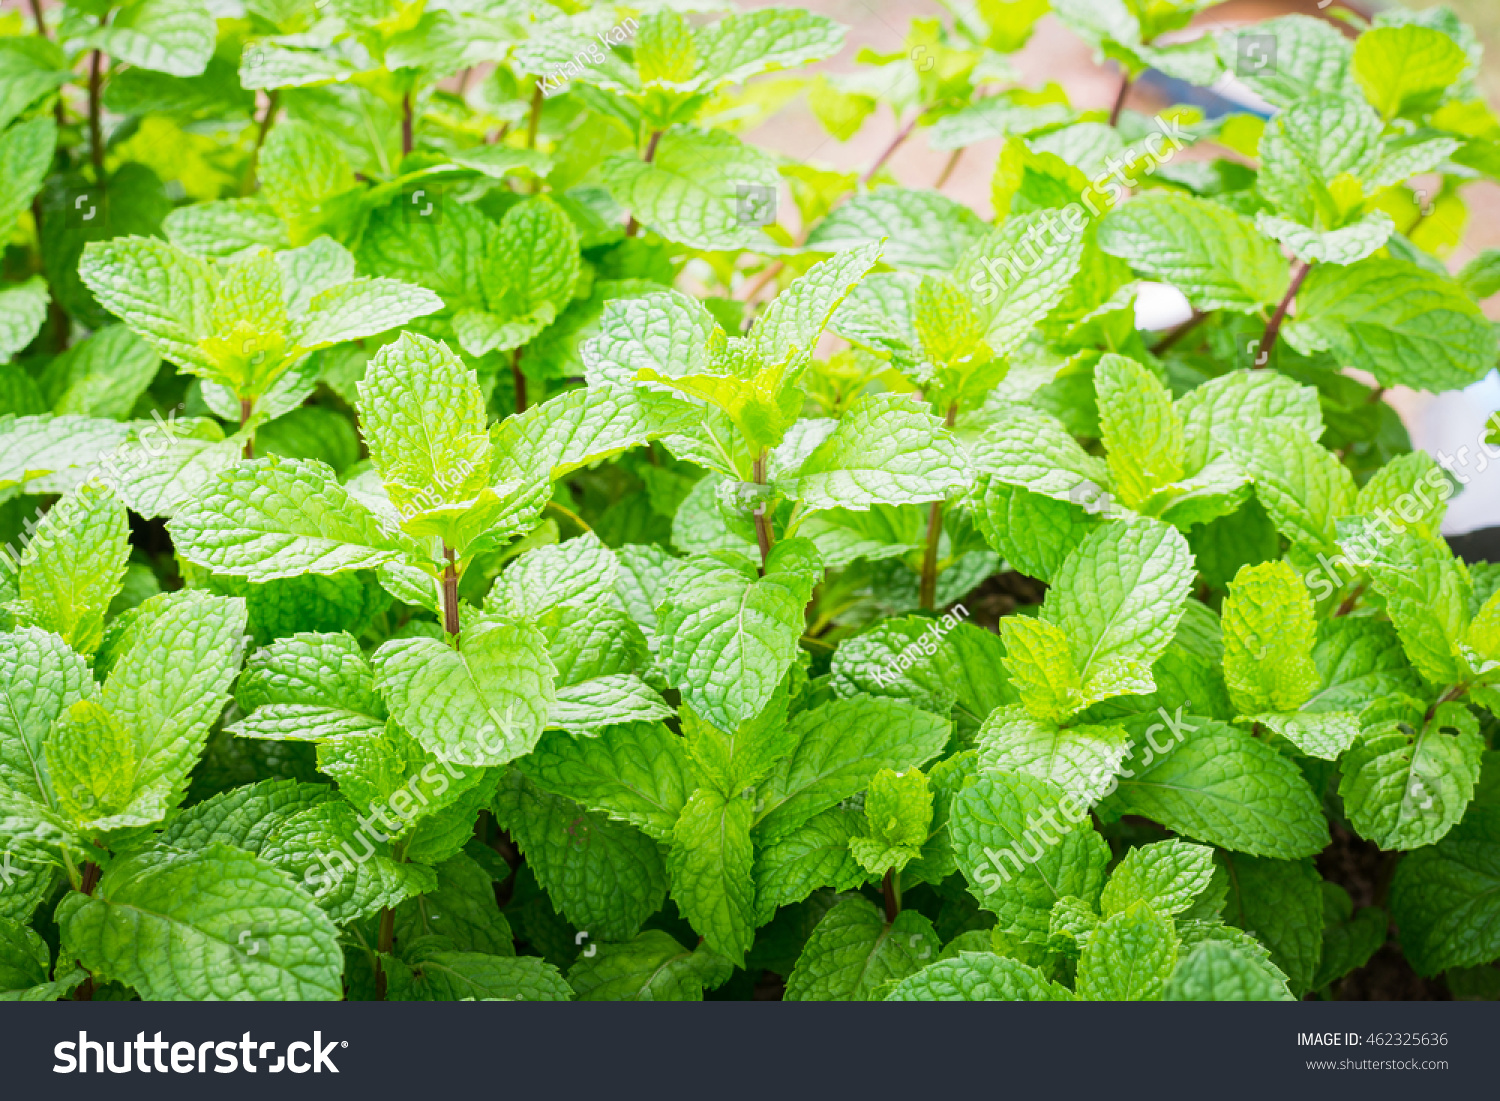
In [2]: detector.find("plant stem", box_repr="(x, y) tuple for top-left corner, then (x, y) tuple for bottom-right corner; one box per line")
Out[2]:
(241, 90), (279, 195)
(933, 146), (963, 190)
(87, 46), (105, 186)
(544, 499), (592, 533)
(72, 860), (102, 1000)
(917, 403), (958, 610)
(1151, 309), (1205, 353)
(1109, 71), (1131, 127)
(525, 81), (543, 149)
(1255, 259), (1311, 368)
(374, 905), (396, 1000)
(882, 869), (900, 922)
(239, 397), (255, 459)
(512, 346), (527, 414)
(401, 91), (414, 156)
(860, 108), (924, 187)
(624, 129), (662, 237)
(27, 0), (47, 37)
(751, 450), (772, 573)
(1333, 581), (1366, 618)
(737, 260), (784, 304)
(442, 544), (460, 641)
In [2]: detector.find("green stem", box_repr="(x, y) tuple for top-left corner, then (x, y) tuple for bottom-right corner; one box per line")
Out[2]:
(751, 450), (772, 573)
(244, 89), (279, 193)
(624, 130), (662, 237)
(917, 403), (958, 610)
(544, 499), (592, 533)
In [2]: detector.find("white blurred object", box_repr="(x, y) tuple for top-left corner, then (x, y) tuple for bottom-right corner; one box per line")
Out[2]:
(1405, 371), (1500, 535)
(1133, 282), (1194, 331)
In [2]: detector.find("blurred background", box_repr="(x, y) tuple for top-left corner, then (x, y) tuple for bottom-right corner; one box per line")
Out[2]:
(743, 0), (1500, 535)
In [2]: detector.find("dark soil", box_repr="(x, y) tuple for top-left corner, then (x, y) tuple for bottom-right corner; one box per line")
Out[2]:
(1316, 824), (1451, 1001)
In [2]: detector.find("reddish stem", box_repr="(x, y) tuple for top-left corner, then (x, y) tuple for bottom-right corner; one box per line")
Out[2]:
(624, 130), (663, 237)
(442, 545), (460, 640)
(1255, 259), (1311, 369)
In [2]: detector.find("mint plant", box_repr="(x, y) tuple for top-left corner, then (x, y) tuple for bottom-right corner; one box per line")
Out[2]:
(0, 0), (1498, 1004)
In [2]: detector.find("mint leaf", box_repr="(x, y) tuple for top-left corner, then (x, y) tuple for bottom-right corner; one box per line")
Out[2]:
(56, 842), (342, 1000)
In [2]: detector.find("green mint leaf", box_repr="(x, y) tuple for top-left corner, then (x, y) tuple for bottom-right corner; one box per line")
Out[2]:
(386, 944), (572, 1001)
(1221, 853), (1324, 997)
(373, 619), (557, 767)
(654, 539), (818, 732)
(0, 627), (92, 806)
(1165, 940), (1296, 1001)
(755, 697), (951, 840)
(1221, 560), (1321, 715)
(806, 189), (987, 274)
(1098, 191), (1287, 312)
(785, 896), (939, 1001)
(1354, 23), (1468, 120)
(491, 771), (668, 943)
(1106, 720), (1327, 858)
(518, 721), (690, 841)
(1339, 698), (1483, 850)
(1388, 803), (1500, 975)
(601, 127), (778, 251)
(1284, 258), (1498, 393)
(1076, 901), (1177, 1001)
(783, 393), (968, 512)
(751, 806), (866, 922)
(954, 211), (1086, 355)
(11, 481), (129, 654)
(568, 930), (731, 1001)
(56, 842), (342, 1000)
(0, 116), (55, 232)
(1099, 838), (1216, 918)
(975, 706), (1130, 806)
(169, 456), (411, 582)
(667, 787), (756, 966)
(886, 950), (1073, 1001)
(951, 771), (1110, 946)
(0, 276), (49, 365)
(1042, 519), (1196, 704)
